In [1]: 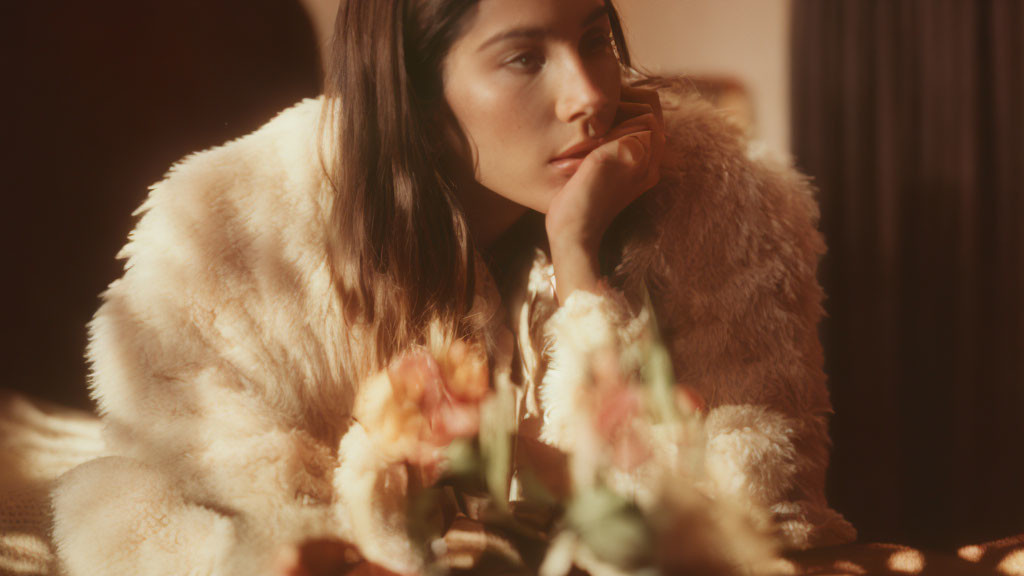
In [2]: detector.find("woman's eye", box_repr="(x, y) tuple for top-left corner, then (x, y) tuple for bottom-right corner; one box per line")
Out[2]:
(505, 52), (544, 71)
(583, 30), (614, 55)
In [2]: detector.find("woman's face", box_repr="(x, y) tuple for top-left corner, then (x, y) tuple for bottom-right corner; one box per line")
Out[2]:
(442, 0), (622, 214)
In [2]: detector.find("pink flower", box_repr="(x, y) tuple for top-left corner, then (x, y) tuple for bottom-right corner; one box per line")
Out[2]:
(590, 349), (652, 471)
(386, 341), (490, 475)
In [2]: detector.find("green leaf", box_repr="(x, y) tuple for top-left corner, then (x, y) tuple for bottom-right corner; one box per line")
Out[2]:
(644, 343), (680, 425)
(566, 487), (655, 569)
(638, 282), (681, 425)
(444, 437), (481, 477)
(406, 484), (447, 562)
(479, 383), (516, 509)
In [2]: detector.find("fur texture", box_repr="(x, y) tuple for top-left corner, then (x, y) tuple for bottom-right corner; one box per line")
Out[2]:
(510, 88), (856, 549)
(51, 89), (854, 576)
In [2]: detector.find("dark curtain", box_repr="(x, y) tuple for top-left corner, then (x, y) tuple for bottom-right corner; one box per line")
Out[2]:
(792, 0), (1024, 549)
(1, 2), (321, 409)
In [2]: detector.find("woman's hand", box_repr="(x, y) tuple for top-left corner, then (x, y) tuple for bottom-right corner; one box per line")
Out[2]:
(545, 86), (666, 303)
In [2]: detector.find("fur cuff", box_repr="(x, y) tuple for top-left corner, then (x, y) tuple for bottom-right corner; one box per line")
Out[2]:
(335, 423), (422, 574)
(538, 284), (648, 451)
(703, 404), (858, 549)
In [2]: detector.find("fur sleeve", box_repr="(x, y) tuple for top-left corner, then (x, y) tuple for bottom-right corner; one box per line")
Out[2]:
(696, 150), (856, 549)
(518, 88), (858, 550)
(52, 99), (384, 576)
(335, 419), (422, 574)
(636, 89), (857, 549)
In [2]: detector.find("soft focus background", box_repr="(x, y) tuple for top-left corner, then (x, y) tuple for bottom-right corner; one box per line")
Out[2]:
(2, 0), (1021, 554)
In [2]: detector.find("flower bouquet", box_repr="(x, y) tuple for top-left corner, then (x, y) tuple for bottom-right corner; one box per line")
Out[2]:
(281, 293), (775, 576)
(402, 292), (774, 576)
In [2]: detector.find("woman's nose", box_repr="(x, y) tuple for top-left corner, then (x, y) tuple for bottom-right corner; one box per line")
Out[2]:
(555, 58), (611, 127)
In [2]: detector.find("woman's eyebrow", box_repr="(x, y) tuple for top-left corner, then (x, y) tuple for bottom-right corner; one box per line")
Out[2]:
(477, 5), (610, 52)
(582, 5), (611, 26)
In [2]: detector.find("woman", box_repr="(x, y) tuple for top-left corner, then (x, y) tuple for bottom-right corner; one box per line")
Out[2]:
(51, 0), (855, 574)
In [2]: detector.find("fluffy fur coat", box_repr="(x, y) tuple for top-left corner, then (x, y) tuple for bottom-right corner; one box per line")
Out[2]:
(51, 89), (855, 576)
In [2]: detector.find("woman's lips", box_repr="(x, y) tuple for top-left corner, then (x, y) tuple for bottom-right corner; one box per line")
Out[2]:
(549, 156), (585, 175)
(549, 140), (599, 176)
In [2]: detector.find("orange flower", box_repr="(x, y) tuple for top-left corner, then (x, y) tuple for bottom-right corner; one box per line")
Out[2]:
(385, 341), (490, 472)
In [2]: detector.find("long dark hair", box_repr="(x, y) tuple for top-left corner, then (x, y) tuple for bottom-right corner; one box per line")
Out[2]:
(322, 0), (633, 374)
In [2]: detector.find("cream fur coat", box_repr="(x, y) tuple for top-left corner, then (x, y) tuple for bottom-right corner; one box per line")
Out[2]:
(49, 90), (856, 576)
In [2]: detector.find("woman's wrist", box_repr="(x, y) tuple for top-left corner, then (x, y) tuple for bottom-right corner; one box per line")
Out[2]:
(547, 236), (601, 304)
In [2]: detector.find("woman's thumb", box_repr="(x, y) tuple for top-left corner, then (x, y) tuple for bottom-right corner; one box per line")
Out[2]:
(616, 131), (651, 165)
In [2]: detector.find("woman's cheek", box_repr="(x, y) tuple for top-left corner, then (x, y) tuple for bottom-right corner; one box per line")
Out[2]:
(446, 69), (566, 209)
(472, 99), (550, 201)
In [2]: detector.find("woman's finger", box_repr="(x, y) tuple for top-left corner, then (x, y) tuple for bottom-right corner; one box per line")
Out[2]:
(621, 86), (664, 125)
(642, 129), (667, 189)
(605, 131), (653, 180)
(602, 113), (659, 142)
(613, 101), (654, 125)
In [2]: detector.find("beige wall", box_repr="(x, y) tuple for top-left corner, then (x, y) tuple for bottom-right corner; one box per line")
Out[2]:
(298, 0), (337, 55)
(615, 0), (792, 155)
(299, 0), (793, 153)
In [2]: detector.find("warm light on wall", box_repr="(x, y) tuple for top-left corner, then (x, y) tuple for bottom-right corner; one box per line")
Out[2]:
(614, 0), (792, 155)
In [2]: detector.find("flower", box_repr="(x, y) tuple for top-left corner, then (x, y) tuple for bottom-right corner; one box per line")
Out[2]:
(590, 348), (652, 471)
(384, 341), (490, 475)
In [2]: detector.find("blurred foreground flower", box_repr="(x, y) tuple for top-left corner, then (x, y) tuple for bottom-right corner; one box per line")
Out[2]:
(590, 349), (652, 472)
(365, 287), (774, 575)
(358, 340), (490, 483)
